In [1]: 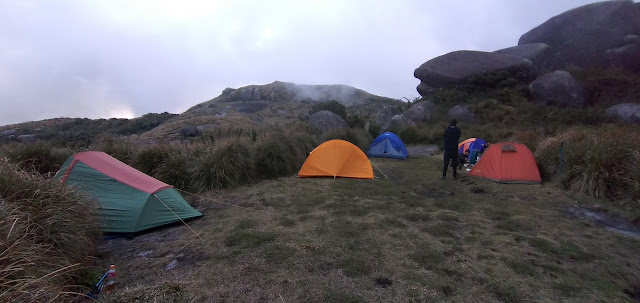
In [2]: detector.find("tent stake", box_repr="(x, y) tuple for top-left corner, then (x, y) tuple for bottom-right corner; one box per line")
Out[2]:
(154, 194), (205, 243)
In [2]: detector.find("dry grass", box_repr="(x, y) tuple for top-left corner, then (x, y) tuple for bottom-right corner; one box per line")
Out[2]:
(100, 156), (640, 302)
(0, 159), (100, 302)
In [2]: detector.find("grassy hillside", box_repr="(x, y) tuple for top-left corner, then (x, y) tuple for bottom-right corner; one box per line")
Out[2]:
(0, 112), (177, 147)
(99, 157), (640, 302)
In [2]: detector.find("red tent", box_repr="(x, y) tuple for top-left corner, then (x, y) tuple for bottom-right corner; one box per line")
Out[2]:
(468, 142), (541, 184)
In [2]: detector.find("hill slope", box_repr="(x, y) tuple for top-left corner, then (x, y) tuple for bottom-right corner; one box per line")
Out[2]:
(137, 81), (402, 141)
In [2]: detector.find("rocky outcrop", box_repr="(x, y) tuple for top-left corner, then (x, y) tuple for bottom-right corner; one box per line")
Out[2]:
(529, 71), (586, 108)
(231, 101), (268, 113)
(624, 35), (640, 45)
(382, 115), (415, 132)
(308, 110), (348, 132)
(606, 103), (640, 124)
(374, 105), (402, 126)
(518, 0), (640, 71)
(446, 105), (475, 123)
(0, 129), (17, 136)
(180, 125), (200, 137)
(605, 43), (640, 73)
(403, 101), (435, 123)
(17, 134), (37, 143)
(494, 43), (550, 71)
(414, 50), (537, 95)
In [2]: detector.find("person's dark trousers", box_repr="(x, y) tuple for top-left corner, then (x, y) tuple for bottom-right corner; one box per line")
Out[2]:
(442, 151), (458, 178)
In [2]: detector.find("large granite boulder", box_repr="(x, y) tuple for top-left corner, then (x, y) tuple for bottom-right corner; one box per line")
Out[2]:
(446, 105), (475, 123)
(374, 105), (402, 126)
(494, 43), (551, 71)
(529, 71), (586, 108)
(605, 43), (640, 73)
(519, 0), (640, 71)
(414, 50), (537, 96)
(308, 110), (348, 132)
(606, 103), (640, 124)
(180, 125), (200, 137)
(382, 115), (416, 132)
(403, 101), (435, 123)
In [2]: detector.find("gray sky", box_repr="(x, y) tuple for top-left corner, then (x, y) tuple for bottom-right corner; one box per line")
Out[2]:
(0, 0), (597, 125)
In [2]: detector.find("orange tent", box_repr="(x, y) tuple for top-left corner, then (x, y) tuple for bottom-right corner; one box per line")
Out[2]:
(298, 140), (373, 179)
(468, 142), (541, 184)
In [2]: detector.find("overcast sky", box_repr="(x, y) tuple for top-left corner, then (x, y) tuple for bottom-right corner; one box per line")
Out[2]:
(0, 0), (598, 125)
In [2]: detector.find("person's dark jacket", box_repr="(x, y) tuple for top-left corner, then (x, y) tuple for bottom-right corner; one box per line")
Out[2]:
(443, 126), (461, 152)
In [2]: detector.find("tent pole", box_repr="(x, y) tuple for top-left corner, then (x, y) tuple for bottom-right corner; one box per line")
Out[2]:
(153, 194), (205, 243)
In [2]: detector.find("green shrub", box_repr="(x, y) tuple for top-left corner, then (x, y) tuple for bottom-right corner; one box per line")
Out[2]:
(536, 126), (640, 204)
(323, 128), (372, 151)
(0, 142), (73, 176)
(0, 159), (100, 302)
(397, 125), (433, 144)
(569, 67), (640, 107)
(311, 100), (347, 120)
(368, 123), (382, 137)
(193, 140), (255, 191)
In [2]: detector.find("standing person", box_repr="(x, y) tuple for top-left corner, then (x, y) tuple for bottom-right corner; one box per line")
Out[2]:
(441, 119), (461, 180)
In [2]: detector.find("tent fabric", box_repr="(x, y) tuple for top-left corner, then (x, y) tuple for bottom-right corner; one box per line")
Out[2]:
(458, 138), (476, 154)
(468, 142), (541, 184)
(458, 137), (486, 160)
(298, 139), (374, 179)
(366, 132), (409, 160)
(55, 152), (201, 233)
(73, 151), (172, 193)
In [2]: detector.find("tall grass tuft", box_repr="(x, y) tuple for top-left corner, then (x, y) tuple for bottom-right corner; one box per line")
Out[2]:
(254, 132), (318, 178)
(193, 140), (255, 191)
(536, 126), (640, 205)
(0, 159), (100, 302)
(89, 136), (136, 163)
(131, 144), (174, 177)
(0, 142), (73, 176)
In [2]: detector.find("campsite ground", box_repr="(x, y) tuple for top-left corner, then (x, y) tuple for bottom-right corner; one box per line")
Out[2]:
(99, 155), (640, 303)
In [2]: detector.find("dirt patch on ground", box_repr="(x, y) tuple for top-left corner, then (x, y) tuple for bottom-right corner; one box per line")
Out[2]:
(406, 145), (439, 156)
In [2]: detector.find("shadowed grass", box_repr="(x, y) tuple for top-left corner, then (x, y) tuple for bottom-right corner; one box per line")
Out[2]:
(0, 159), (100, 302)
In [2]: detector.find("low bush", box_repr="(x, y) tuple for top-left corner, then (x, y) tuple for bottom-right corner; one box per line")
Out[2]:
(0, 159), (100, 302)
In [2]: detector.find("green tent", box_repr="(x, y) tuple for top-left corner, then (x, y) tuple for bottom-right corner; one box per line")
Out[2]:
(55, 151), (202, 233)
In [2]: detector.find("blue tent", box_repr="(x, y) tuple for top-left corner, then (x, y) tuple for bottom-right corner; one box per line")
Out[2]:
(467, 138), (487, 161)
(367, 132), (409, 160)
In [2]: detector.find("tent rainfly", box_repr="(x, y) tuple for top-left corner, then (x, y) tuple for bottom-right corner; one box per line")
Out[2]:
(298, 139), (373, 179)
(55, 151), (202, 233)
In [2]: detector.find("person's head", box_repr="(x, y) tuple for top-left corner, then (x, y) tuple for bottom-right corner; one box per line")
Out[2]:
(450, 119), (457, 126)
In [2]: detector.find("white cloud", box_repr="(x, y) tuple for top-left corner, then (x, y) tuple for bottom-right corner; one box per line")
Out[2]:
(0, 0), (599, 125)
